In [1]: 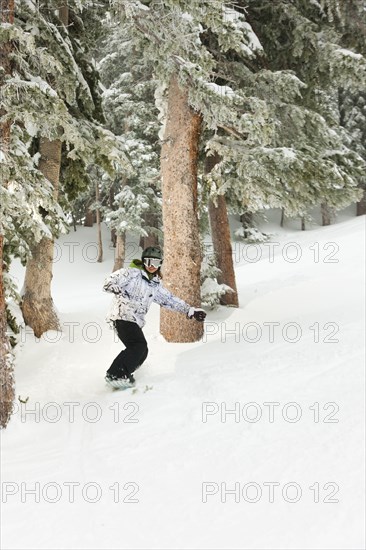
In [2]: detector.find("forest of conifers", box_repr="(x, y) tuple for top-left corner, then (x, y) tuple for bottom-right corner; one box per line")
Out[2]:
(1, 0), (365, 427)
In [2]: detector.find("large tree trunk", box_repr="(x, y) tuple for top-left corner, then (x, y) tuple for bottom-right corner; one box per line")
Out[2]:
(113, 233), (126, 272)
(160, 76), (203, 343)
(0, 0), (15, 428)
(21, 138), (62, 338)
(206, 154), (238, 307)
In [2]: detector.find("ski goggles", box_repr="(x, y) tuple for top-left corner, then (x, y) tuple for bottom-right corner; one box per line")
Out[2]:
(143, 257), (162, 268)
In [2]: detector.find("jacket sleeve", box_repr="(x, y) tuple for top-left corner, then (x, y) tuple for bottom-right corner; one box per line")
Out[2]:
(103, 268), (130, 295)
(153, 283), (191, 315)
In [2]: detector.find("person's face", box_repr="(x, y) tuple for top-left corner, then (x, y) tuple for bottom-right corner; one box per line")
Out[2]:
(145, 264), (158, 274)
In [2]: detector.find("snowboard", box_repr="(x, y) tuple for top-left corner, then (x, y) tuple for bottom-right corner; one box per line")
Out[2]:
(105, 377), (153, 394)
(105, 376), (135, 391)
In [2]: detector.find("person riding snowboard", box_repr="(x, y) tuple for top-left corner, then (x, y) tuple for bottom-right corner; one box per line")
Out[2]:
(103, 246), (206, 389)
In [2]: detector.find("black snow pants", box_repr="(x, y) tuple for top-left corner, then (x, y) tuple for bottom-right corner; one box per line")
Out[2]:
(107, 320), (148, 378)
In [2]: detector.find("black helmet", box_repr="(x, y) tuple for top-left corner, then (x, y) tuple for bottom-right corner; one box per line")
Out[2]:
(142, 246), (163, 260)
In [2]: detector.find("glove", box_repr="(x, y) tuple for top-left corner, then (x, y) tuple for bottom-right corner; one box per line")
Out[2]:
(187, 307), (206, 322)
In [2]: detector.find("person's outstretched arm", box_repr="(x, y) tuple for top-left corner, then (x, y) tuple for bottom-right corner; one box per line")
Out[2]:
(153, 284), (206, 321)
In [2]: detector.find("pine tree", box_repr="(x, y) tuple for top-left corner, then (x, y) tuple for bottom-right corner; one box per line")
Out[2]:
(117, 0), (268, 341)
(96, 13), (161, 269)
(2, 0), (130, 337)
(206, 0), (366, 222)
(118, 1), (366, 341)
(20, 1), (78, 336)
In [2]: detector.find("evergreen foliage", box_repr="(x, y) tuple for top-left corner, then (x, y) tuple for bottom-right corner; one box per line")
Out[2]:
(115, 0), (366, 223)
(96, 11), (161, 241)
(200, 250), (233, 309)
(1, 0), (130, 270)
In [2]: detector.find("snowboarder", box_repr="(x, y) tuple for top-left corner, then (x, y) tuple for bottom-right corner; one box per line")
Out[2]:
(103, 246), (206, 389)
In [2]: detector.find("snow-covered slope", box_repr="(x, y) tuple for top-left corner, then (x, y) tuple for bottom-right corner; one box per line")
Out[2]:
(2, 216), (365, 550)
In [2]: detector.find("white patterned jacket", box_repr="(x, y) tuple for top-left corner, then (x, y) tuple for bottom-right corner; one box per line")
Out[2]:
(103, 264), (191, 328)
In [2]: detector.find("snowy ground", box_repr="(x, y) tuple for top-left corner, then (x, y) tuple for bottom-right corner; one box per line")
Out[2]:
(1, 211), (365, 550)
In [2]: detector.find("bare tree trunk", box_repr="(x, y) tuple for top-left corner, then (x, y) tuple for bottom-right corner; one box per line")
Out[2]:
(356, 182), (366, 216)
(1, 0), (16, 428)
(321, 202), (335, 226)
(113, 233), (126, 272)
(96, 182), (103, 263)
(160, 76), (203, 343)
(21, 138), (62, 338)
(206, 153), (238, 307)
(301, 217), (306, 231)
